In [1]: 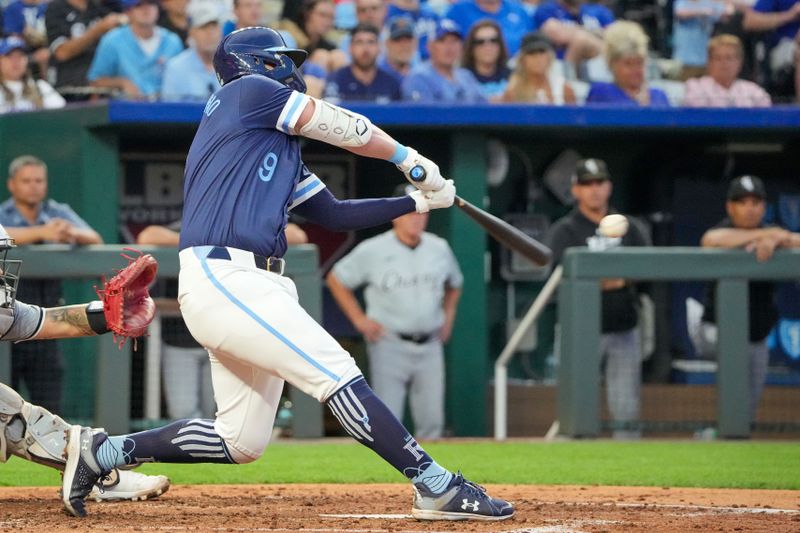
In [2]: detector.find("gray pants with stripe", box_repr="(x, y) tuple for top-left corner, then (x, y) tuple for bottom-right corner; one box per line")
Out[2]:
(600, 328), (642, 439)
(162, 344), (216, 419)
(367, 333), (444, 439)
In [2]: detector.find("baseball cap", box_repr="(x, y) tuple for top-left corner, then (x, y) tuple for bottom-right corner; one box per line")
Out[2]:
(0, 36), (27, 56)
(519, 32), (553, 55)
(727, 175), (766, 201)
(387, 16), (415, 40)
(120, 0), (157, 10)
(189, 2), (221, 29)
(573, 158), (610, 184)
(431, 19), (462, 41)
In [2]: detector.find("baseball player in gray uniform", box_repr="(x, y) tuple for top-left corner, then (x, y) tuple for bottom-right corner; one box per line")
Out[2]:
(0, 223), (169, 502)
(327, 185), (463, 439)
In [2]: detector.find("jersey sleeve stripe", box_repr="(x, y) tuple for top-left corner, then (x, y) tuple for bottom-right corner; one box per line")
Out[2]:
(289, 175), (326, 210)
(276, 91), (309, 134)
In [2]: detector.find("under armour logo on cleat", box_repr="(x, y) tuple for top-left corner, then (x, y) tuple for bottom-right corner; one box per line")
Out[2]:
(461, 499), (480, 512)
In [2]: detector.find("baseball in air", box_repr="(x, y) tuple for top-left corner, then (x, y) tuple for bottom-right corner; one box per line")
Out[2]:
(598, 214), (629, 238)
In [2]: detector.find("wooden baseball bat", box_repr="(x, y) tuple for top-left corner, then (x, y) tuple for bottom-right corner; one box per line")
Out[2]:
(408, 166), (552, 266)
(454, 195), (552, 266)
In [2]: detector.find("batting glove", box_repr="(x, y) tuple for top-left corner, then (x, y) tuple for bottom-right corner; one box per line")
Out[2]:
(396, 147), (446, 192)
(409, 180), (455, 213)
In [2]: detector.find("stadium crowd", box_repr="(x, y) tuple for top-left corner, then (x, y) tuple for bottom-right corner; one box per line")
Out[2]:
(0, 0), (797, 111)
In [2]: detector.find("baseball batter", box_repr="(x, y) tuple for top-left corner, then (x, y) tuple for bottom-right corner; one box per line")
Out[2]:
(62, 27), (513, 521)
(0, 224), (169, 502)
(327, 187), (463, 439)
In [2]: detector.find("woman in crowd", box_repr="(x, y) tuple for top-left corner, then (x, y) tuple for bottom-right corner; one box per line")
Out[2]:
(462, 20), (511, 101)
(0, 36), (65, 113)
(502, 33), (575, 104)
(585, 21), (669, 106)
(683, 34), (771, 107)
(285, 0), (347, 73)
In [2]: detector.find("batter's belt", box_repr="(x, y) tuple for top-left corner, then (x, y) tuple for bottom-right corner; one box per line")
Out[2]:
(206, 246), (285, 275)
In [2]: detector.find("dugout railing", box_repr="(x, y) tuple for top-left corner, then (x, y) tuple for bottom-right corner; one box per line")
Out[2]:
(0, 244), (324, 436)
(553, 247), (800, 439)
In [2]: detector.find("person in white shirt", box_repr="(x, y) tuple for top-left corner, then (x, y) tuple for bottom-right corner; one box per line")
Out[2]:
(0, 36), (65, 113)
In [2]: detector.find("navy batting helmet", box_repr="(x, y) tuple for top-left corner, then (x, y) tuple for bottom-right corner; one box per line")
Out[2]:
(213, 27), (309, 92)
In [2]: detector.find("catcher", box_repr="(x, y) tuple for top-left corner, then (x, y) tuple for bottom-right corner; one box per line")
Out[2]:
(0, 223), (167, 501)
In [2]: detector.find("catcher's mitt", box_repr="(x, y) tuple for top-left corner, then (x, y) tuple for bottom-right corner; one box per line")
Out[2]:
(96, 249), (158, 347)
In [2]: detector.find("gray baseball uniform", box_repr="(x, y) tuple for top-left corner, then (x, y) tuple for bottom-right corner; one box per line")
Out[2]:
(0, 302), (45, 342)
(332, 230), (463, 439)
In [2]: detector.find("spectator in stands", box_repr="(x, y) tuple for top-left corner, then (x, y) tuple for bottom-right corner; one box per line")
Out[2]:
(544, 158), (650, 439)
(356, 0), (388, 28)
(402, 18), (486, 102)
(700, 175), (800, 420)
(158, 0), (190, 46)
(3, 0), (50, 79)
(672, 0), (728, 80)
(45, 0), (126, 97)
(284, 0), (347, 73)
(338, 0), (389, 59)
(161, 2), (221, 102)
(0, 155), (103, 414)
(683, 34), (772, 106)
(462, 19), (511, 100)
(379, 15), (418, 79)
(743, 0), (800, 101)
(585, 21), (670, 106)
(446, 0), (533, 56)
(136, 221), (307, 420)
(386, 0), (439, 60)
(223, 0), (263, 37)
(0, 36), (65, 112)
(324, 24), (401, 103)
(532, 0), (614, 79)
(87, 0), (183, 99)
(502, 31), (576, 103)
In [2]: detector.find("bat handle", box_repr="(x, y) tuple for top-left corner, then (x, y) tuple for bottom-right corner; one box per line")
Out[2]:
(409, 165), (426, 182)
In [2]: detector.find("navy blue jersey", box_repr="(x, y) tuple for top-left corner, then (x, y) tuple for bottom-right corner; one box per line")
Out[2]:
(181, 75), (324, 257)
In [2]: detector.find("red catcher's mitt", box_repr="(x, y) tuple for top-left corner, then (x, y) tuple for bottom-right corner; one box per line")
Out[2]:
(97, 249), (158, 347)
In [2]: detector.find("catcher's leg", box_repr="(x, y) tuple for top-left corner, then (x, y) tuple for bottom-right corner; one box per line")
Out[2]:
(1, 382), (169, 502)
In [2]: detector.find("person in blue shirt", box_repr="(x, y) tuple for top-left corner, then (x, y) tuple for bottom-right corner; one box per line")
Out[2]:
(462, 19), (511, 100)
(0, 155), (103, 416)
(324, 24), (401, 103)
(87, 0), (184, 99)
(586, 21), (670, 106)
(672, 0), (727, 80)
(532, 0), (614, 76)
(222, 0), (262, 37)
(445, 0), (532, 56)
(161, 3), (222, 101)
(379, 15), (419, 80)
(386, 0), (439, 60)
(402, 18), (487, 102)
(744, 0), (800, 101)
(61, 26), (514, 523)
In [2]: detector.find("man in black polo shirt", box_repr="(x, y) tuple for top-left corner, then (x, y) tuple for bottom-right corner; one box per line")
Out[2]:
(45, 0), (125, 96)
(700, 175), (800, 421)
(545, 158), (650, 439)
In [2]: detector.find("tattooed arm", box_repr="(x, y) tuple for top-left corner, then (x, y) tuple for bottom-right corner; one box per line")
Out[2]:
(35, 304), (98, 339)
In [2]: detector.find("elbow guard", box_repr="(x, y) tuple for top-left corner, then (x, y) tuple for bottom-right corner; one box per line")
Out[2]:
(299, 97), (373, 148)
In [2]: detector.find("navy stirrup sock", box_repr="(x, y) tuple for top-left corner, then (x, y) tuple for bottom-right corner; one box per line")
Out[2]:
(326, 377), (453, 494)
(95, 418), (236, 470)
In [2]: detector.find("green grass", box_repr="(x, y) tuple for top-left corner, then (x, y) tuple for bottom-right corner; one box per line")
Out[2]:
(3, 440), (798, 489)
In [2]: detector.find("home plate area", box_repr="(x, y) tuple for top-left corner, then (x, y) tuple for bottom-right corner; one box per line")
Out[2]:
(1, 484), (798, 532)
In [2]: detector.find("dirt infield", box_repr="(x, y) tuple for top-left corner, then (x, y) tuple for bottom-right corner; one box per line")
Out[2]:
(1, 484), (798, 532)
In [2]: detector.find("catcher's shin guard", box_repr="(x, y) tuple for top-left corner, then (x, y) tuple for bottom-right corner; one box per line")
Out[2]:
(0, 382), (70, 468)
